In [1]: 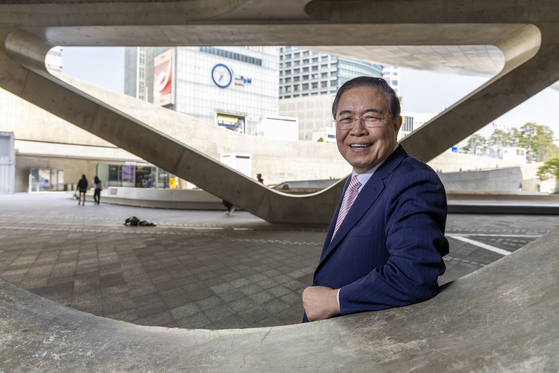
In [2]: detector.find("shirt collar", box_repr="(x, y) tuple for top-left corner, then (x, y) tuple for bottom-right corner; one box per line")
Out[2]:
(351, 144), (399, 192)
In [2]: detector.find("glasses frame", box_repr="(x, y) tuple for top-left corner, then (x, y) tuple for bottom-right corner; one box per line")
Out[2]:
(336, 113), (394, 130)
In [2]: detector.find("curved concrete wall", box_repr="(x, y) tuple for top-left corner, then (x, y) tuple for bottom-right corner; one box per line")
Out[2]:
(1, 227), (558, 371)
(439, 167), (523, 192)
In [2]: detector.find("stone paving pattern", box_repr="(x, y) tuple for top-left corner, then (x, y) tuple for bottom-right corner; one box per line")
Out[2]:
(1, 193), (557, 329)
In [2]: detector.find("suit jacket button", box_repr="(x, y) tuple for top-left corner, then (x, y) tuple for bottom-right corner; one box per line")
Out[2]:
(313, 280), (320, 286)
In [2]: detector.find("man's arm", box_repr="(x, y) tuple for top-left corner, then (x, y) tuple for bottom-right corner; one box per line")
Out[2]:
(339, 168), (448, 315)
(302, 286), (340, 321)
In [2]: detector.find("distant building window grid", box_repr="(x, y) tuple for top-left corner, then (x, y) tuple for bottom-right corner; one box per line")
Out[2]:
(199, 46), (262, 66)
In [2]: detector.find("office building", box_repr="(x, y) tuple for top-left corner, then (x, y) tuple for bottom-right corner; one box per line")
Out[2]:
(278, 47), (400, 140)
(125, 46), (280, 136)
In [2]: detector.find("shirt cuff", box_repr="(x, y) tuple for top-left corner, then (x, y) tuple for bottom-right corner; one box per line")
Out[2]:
(336, 288), (340, 307)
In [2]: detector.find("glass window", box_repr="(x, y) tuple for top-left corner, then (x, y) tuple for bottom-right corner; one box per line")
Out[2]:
(286, 86), (291, 92)
(321, 56), (328, 61)
(330, 79), (337, 86)
(312, 57), (318, 63)
(285, 70), (291, 75)
(303, 67), (309, 72)
(321, 81), (328, 88)
(284, 95), (291, 98)
(294, 84), (299, 91)
(293, 94), (300, 97)
(312, 73), (319, 79)
(302, 83), (309, 90)
(294, 52), (300, 58)
(321, 72), (328, 78)
(312, 82), (318, 89)
(294, 76), (300, 82)
(302, 93), (309, 96)
(285, 54), (291, 59)
(303, 75), (309, 80)
(285, 62), (291, 67)
(279, 62), (283, 68)
(303, 59), (309, 64)
(285, 77), (291, 82)
(311, 92), (318, 96)
(294, 60), (300, 66)
(294, 68), (300, 74)
(303, 51), (309, 56)
(321, 64), (328, 70)
(320, 91), (328, 95)
(286, 46), (292, 51)
(312, 66), (318, 71)
(391, 80), (398, 86)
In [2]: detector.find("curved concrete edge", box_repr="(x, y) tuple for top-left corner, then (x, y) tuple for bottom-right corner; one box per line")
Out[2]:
(1, 29), (347, 225)
(2, 228), (558, 371)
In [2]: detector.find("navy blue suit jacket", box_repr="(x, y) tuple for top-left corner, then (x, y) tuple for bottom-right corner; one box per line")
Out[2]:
(305, 145), (448, 320)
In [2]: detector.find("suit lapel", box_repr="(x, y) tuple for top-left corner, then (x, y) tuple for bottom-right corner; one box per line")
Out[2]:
(316, 145), (409, 271)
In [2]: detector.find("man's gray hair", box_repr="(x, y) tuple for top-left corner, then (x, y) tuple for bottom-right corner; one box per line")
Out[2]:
(332, 77), (401, 119)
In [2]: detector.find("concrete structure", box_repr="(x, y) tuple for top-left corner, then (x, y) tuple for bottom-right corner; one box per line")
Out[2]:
(256, 115), (299, 141)
(439, 166), (523, 192)
(312, 127), (336, 143)
(1, 1), (559, 223)
(1, 221), (558, 371)
(279, 93), (336, 141)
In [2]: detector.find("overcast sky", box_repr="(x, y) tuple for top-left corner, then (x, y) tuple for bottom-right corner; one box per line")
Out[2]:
(60, 46), (559, 146)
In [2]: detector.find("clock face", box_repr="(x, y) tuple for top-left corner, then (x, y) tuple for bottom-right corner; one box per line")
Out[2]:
(212, 64), (232, 88)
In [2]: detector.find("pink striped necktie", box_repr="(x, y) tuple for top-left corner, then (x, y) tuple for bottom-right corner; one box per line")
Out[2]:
(332, 175), (361, 239)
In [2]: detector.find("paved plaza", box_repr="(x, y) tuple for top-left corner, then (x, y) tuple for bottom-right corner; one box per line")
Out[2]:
(1, 192), (557, 330)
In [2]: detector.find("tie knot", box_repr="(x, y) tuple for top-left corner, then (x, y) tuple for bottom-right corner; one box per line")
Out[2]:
(349, 175), (361, 191)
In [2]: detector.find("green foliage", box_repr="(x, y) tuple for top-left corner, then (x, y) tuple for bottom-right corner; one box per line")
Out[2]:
(488, 129), (512, 148)
(462, 134), (486, 155)
(537, 157), (559, 181)
(317, 137), (324, 142)
(463, 123), (558, 162)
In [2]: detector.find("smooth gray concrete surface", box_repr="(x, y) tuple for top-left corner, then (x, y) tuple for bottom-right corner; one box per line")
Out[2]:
(1, 194), (558, 371)
(2, 1), (559, 225)
(439, 166), (523, 192)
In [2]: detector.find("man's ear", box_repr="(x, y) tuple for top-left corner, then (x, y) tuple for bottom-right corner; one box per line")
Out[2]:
(393, 116), (403, 137)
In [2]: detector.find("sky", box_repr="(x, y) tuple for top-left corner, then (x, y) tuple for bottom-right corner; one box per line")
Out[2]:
(60, 46), (559, 146)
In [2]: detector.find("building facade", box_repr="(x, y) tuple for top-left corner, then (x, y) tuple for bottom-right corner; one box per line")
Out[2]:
(125, 46), (280, 136)
(278, 47), (400, 141)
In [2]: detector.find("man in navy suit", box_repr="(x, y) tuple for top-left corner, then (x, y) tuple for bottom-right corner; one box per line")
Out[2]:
(302, 77), (449, 322)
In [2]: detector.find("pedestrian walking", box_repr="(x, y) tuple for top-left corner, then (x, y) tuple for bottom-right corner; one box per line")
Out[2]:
(93, 176), (103, 205)
(77, 174), (88, 206)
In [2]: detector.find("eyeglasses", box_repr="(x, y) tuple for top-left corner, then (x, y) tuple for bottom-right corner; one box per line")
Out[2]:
(336, 114), (393, 130)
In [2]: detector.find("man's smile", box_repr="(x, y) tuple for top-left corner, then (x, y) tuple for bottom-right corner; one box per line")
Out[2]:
(350, 144), (372, 149)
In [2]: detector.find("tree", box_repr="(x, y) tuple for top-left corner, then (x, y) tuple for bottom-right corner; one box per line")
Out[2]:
(537, 157), (559, 192)
(487, 128), (512, 158)
(511, 123), (558, 162)
(462, 134), (486, 155)
(317, 137), (324, 142)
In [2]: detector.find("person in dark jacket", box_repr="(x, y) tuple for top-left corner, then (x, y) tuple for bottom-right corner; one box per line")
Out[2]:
(77, 174), (88, 206)
(93, 176), (103, 205)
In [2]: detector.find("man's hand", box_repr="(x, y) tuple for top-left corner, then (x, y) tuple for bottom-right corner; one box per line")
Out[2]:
(302, 286), (340, 321)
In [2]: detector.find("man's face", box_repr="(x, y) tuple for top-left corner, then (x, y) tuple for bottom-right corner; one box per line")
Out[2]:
(335, 87), (402, 174)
